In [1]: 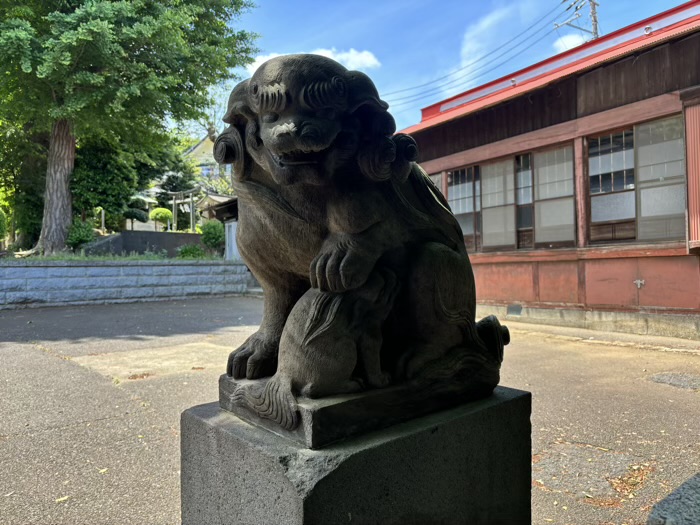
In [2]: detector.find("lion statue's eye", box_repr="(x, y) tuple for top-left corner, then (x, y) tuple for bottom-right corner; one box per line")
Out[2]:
(261, 113), (279, 124)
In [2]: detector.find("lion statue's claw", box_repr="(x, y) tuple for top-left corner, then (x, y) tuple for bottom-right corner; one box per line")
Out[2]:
(227, 332), (279, 379)
(310, 244), (374, 293)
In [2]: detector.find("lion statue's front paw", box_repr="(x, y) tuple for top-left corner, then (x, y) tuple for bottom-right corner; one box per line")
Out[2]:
(309, 243), (375, 293)
(227, 332), (279, 379)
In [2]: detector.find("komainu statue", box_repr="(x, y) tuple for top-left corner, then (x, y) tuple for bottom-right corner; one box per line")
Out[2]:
(214, 54), (509, 432)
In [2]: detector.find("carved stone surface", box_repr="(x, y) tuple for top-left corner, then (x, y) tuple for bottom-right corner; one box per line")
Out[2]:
(182, 388), (532, 525)
(213, 53), (509, 433)
(647, 474), (700, 525)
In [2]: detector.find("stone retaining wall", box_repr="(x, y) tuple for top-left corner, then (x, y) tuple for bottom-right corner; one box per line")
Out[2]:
(0, 260), (250, 309)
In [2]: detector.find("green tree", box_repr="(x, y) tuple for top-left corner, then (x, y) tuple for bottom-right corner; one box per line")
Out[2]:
(0, 0), (256, 253)
(149, 207), (172, 231)
(123, 208), (148, 230)
(157, 163), (199, 231)
(200, 220), (225, 255)
(0, 121), (47, 248)
(65, 218), (94, 250)
(0, 207), (7, 242)
(72, 139), (138, 219)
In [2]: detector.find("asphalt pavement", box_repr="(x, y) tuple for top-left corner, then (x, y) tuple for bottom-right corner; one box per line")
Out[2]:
(1, 296), (699, 525)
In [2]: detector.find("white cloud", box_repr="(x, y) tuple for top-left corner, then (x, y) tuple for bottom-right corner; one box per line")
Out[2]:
(553, 33), (588, 54)
(460, 7), (512, 69)
(245, 48), (381, 77)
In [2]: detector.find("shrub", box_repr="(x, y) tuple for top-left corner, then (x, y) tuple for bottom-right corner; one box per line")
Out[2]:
(66, 220), (95, 250)
(123, 208), (149, 230)
(149, 207), (173, 230)
(200, 221), (225, 254)
(177, 244), (206, 259)
(129, 197), (148, 211)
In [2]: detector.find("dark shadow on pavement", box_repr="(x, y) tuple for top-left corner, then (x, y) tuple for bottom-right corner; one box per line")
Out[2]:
(0, 296), (264, 344)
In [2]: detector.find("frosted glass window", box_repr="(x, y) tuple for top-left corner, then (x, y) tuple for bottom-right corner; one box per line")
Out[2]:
(635, 116), (686, 241)
(535, 146), (574, 200)
(448, 166), (480, 241)
(481, 159), (514, 208)
(482, 205), (516, 247)
(639, 184), (686, 218)
(535, 198), (575, 243)
(591, 192), (636, 222)
(454, 213), (475, 236)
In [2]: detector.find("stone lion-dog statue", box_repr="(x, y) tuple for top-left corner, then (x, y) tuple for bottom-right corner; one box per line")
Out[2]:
(214, 54), (509, 430)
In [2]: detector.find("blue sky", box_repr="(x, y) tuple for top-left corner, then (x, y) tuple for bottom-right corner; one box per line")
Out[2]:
(228, 0), (687, 130)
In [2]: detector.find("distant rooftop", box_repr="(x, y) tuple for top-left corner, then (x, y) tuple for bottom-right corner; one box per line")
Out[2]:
(401, 0), (700, 135)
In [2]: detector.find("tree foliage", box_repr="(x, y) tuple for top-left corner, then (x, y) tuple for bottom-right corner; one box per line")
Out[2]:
(0, 121), (47, 248)
(72, 139), (138, 217)
(149, 207), (172, 229)
(65, 219), (95, 250)
(157, 159), (199, 231)
(123, 208), (148, 230)
(200, 220), (225, 254)
(0, 207), (7, 241)
(0, 0), (257, 253)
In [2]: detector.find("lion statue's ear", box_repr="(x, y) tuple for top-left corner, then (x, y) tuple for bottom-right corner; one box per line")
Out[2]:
(347, 72), (417, 184)
(214, 79), (255, 181)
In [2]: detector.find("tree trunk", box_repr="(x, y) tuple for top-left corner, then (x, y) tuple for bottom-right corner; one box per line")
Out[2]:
(37, 119), (75, 254)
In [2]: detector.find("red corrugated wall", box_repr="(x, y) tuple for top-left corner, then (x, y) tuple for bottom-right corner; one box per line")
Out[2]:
(686, 103), (700, 251)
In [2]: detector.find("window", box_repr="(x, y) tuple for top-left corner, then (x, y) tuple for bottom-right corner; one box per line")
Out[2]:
(481, 159), (515, 249)
(587, 115), (686, 243)
(534, 146), (575, 246)
(588, 130), (636, 241)
(635, 117), (686, 240)
(448, 167), (481, 251)
(515, 154), (533, 249)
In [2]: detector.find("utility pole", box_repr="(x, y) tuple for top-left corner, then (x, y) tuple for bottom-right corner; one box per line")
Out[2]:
(556, 0), (600, 40)
(590, 0), (599, 39)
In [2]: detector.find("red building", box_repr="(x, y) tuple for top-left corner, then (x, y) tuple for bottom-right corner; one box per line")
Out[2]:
(402, 1), (700, 338)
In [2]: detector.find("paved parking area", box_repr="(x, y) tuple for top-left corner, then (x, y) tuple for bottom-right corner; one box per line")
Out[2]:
(1, 296), (698, 525)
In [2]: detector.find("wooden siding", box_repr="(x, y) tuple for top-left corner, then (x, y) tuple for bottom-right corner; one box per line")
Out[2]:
(418, 93), (682, 174)
(413, 32), (700, 163)
(414, 78), (577, 163)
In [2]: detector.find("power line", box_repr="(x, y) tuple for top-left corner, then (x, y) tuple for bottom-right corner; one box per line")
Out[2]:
(381, 0), (575, 101)
(388, 22), (566, 111)
(556, 0), (600, 39)
(386, 7), (572, 109)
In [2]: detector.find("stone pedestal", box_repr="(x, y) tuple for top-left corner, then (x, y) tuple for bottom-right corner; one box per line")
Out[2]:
(181, 386), (531, 525)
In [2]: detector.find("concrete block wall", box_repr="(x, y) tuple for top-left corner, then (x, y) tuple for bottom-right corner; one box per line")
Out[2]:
(0, 261), (250, 309)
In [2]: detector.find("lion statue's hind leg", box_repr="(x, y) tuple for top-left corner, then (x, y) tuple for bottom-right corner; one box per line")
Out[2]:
(396, 242), (505, 393)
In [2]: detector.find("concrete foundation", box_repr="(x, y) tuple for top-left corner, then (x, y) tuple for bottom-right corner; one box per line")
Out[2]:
(477, 303), (700, 341)
(181, 386), (531, 525)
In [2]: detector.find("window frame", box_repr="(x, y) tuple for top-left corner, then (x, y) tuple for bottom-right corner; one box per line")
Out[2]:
(585, 114), (687, 245)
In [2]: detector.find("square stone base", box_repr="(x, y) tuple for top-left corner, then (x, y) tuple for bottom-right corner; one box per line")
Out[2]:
(182, 386), (531, 525)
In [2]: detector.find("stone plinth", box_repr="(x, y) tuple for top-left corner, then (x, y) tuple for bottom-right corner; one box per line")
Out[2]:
(647, 474), (700, 525)
(182, 386), (531, 525)
(219, 374), (499, 449)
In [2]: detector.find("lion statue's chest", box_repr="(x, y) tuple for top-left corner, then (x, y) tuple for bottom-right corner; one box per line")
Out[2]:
(235, 184), (329, 276)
